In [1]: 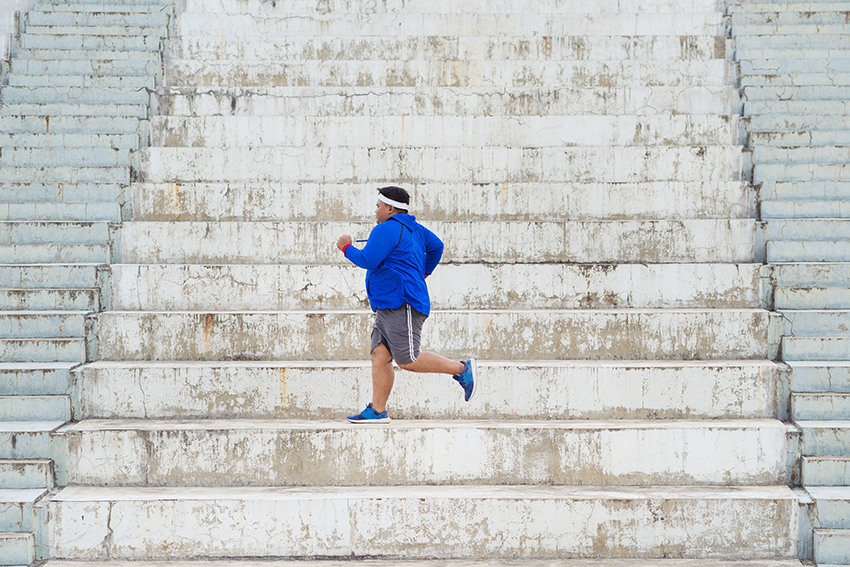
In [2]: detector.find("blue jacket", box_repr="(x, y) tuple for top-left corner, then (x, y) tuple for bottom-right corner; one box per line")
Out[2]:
(344, 213), (443, 316)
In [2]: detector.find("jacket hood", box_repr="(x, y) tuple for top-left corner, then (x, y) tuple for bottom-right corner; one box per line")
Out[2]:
(388, 213), (417, 229)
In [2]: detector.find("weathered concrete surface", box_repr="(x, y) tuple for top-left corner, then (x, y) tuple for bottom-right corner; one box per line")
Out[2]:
(149, 115), (739, 148)
(39, 560), (808, 567)
(48, 485), (798, 560)
(153, 86), (741, 116)
(58, 418), (788, 487)
(95, 309), (770, 361)
(138, 146), (743, 183)
(0, 458), (54, 489)
(803, 456), (850, 486)
(76, 360), (783, 420)
(118, 220), (756, 264)
(130, 181), (751, 222)
(110, 263), (763, 310)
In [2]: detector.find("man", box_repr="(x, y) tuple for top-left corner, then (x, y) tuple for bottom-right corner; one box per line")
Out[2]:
(336, 186), (475, 423)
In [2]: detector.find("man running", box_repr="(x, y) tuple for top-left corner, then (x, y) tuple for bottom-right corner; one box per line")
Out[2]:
(336, 186), (475, 423)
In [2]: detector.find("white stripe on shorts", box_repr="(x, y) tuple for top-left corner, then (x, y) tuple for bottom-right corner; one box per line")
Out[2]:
(407, 304), (415, 362)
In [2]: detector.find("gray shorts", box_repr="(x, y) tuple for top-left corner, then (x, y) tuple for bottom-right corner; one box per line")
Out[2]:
(371, 304), (428, 365)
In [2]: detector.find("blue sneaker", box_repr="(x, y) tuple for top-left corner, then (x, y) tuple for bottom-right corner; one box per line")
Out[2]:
(347, 403), (391, 423)
(453, 359), (476, 402)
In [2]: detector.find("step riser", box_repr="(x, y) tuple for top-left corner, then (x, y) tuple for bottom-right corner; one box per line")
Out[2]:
(0, 366), (72, 396)
(0, 149), (133, 167)
(0, 501), (37, 533)
(802, 425), (850, 456)
(0, 167), (130, 184)
(762, 202), (850, 220)
(0, 532), (34, 565)
(778, 311), (850, 336)
(0, 133), (139, 149)
(0, 314), (86, 339)
(150, 115), (739, 148)
(768, 242), (850, 264)
(802, 457), (850, 486)
(735, 12), (850, 25)
(775, 287), (850, 310)
(170, 35), (726, 61)
(14, 47), (162, 61)
(0, 459), (53, 489)
(741, 59), (850, 75)
(138, 147), (744, 184)
(761, 181), (850, 201)
(77, 362), (783, 420)
(10, 58), (159, 76)
(0, 395), (71, 421)
(783, 337), (850, 361)
(0, 103), (148, 118)
(0, 339), (85, 363)
(154, 87), (739, 117)
(0, 289), (98, 311)
(61, 422), (787, 487)
(0, 203), (121, 222)
(165, 61), (733, 88)
(0, 266), (99, 289)
(754, 146), (850, 165)
(1, 86), (150, 105)
(26, 11), (168, 26)
(0, 183), (127, 204)
(95, 310), (770, 361)
(48, 489), (796, 560)
(789, 363), (850, 392)
(174, 13), (725, 37)
(750, 131), (850, 147)
(0, 245), (111, 265)
(5, 74), (155, 89)
(20, 34), (163, 50)
(23, 24), (167, 36)
(756, 164), (850, 183)
(0, 223), (110, 245)
(120, 220), (756, 264)
(793, 394), (850, 420)
(814, 529), (850, 564)
(736, 35), (850, 49)
(130, 181), (751, 222)
(111, 264), (762, 311)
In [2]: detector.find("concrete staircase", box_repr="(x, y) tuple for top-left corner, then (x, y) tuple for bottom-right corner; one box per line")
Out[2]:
(4, 0), (799, 563)
(0, 0), (169, 563)
(731, 0), (850, 564)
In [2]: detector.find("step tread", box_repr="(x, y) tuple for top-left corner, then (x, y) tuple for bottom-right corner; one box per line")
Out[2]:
(0, 488), (47, 502)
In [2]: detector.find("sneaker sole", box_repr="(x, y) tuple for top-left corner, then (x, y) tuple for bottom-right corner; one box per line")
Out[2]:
(466, 358), (478, 402)
(347, 416), (392, 423)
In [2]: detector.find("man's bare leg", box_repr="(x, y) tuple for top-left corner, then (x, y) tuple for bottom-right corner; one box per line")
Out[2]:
(370, 343), (395, 413)
(399, 351), (464, 375)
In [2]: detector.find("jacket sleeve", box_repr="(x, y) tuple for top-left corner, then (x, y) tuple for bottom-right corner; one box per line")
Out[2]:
(344, 221), (403, 270)
(422, 226), (444, 275)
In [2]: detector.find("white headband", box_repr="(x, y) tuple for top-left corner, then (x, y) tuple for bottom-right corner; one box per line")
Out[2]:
(378, 193), (409, 210)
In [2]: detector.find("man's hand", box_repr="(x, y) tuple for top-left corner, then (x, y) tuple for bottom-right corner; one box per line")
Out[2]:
(337, 234), (353, 252)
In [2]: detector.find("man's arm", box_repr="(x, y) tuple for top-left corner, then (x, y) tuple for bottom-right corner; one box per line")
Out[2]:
(341, 221), (402, 270)
(422, 226), (444, 276)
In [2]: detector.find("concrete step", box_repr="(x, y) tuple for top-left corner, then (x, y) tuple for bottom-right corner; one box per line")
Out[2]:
(761, 181), (850, 201)
(77, 360), (784, 420)
(154, 85), (740, 116)
(23, 24), (167, 36)
(0, 115), (143, 135)
(736, 10), (850, 24)
(0, 489), (46, 532)
(129, 181), (751, 222)
(0, 166), (130, 184)
(754, 145), (850, 164)
(0, 288), (98, 311)
(111, 263), (762, 311)
(169, 34), (727, 61)
(9, 57), (159, 76)
(1, 86), (150, 105)
(0, 312), (87, 339)
(19, 32), (163, 51)
(788, 361), (850, 392)
(164, 59), (733, 88)
(793, 392), (850, 420)
(0, 148), (133, 167)
(26, 10), (168, 26)
(58, 418), (788, 487)
(783, 337), (850, 361)
(174, 13), (726, 37)
(747, 114), (850, 133)
(762, 201), (850, 219)
(745, 85), (850, 102)
(742, 73), (850, 87)
(773, 262), (850, 286)
(733, 23), (850, 35)
(734, 2), (850, 12)
(118, 220), (755, 264)
(34, 3), (171, 12)
(0, 103), (147, 118)
(0, 459), (53, 490)
(0, 203), (121, 221)
(0, 531), (34, 566)
(775, 286), (850, 309)
(814, 528), (850, 564)
(47, 484), (797, 559)
(736, 32), (850, 50)
(809, 485), (850, 527)
(0, 265), (100, 289)
(0, 133), (138, 149)
(95, 309), (769, 362)
(776, 310), (850, 335)
(0, 362), (75, 396)
(736, 48), (850, 63)
(5, 74), (154, 90)
(137, 146), (743, 184)
(13, 47), (161, 61)
(799, 420), (850, 455)
(177, 0), (729, 13)
(0, 338), (86, 363)
(0, 395), (71, 420)
(768, 241), (850, 263)
(0, 421), (65, 464)
(0, 244), (112, 264)
(750, 130), (850, 146)
(740, 58), (850, 75)
(149, 115), (740, 148)
(756, 163), (850, 182)
(802, 456), (850, 485)
(0, 222), (111, 245)
(765, 219), (850, 241)
(0, 183), (127, 204)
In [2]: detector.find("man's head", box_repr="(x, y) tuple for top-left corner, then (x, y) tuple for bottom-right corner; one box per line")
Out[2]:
(375, 186), (410, 223)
